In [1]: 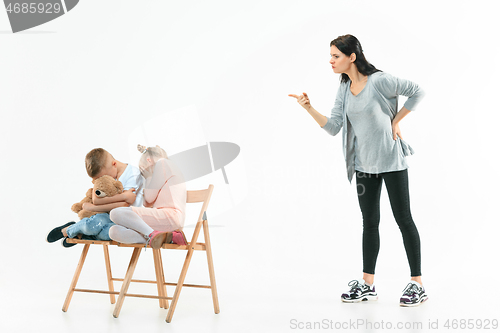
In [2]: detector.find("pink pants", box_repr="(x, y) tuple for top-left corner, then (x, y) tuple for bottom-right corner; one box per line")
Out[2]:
(131, 206), (184, 232)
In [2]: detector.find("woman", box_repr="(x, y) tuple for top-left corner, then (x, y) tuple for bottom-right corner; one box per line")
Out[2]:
(289, 34), (427, 307)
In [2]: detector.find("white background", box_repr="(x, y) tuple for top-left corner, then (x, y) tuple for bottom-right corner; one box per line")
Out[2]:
(1, 0), (499, 332)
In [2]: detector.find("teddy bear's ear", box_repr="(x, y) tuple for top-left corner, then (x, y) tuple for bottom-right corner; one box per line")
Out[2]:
(92, 179), (96, 184)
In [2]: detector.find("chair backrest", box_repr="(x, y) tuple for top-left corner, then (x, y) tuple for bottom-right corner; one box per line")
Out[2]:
(187, 184), (214, 223)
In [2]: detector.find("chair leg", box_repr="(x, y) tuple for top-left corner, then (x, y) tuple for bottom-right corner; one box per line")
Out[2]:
(113, 247), (141, 318)
(166, 221), (202, 323)
(153, 249), (167, 309)
(103, 245), (116, 304)
(62, 244), (90, 312)
(203, 220), (220, 314)
(158, 249), (169, 309)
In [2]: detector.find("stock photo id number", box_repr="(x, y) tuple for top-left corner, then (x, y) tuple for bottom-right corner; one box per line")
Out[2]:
(3, 0), (79, 32)
(289, 318), (499, 330)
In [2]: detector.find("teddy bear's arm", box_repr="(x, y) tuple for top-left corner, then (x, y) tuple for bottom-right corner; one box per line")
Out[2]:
(71, 190), (93, 213)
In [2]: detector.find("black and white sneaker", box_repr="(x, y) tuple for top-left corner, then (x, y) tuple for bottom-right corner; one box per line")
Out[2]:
(341, 279), (378, 302)
(400, 281), (428, 307)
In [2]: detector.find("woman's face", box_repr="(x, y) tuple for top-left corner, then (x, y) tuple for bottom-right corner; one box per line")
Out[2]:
(329, 45), (353, 74)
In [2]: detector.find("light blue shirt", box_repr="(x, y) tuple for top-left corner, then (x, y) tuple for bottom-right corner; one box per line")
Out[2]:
(322, 72), (425, 183)
(118, 164), (144, 207)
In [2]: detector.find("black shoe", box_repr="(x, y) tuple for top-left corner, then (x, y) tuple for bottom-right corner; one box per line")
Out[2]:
(61, 237), (77, 248)
(47, 222), (75, 243)
(81, 234), (97, 240)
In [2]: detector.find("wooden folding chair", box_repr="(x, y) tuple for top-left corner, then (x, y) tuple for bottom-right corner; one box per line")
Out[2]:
(62, 184), (219, 323)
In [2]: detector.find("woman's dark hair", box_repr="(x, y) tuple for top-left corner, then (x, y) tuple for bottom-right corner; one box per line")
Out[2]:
(330, 34), (381, 83)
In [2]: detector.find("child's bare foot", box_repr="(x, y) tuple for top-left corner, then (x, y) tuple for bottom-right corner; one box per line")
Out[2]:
(61, 227), (69, 237)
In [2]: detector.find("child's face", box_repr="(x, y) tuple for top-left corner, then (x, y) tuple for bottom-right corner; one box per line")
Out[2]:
(139, 157), (155, 178)
(93, 153), (118, 180)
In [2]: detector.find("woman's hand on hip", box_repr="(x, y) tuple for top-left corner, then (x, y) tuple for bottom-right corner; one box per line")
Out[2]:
(288, 92), (312, 110)
(392, 122), (403, 140)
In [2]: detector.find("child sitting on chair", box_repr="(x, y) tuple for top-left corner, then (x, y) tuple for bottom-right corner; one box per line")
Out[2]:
(46, 148), (144, 247)
(108, 144), (187, 249)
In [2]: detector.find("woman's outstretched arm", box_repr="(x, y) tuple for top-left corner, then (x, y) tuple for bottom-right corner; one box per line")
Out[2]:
(288, 92), (328, 127)
(289, 86), (344, 136)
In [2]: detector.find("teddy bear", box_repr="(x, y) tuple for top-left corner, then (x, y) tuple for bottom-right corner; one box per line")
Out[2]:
(71, 175), (124, 220)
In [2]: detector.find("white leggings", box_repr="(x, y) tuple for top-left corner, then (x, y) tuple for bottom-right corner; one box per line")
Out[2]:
(109, 207), (154, 244)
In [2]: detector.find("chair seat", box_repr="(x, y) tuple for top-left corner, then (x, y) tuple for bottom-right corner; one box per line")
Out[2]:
(65, 238), (114, 245)
(65, 238), (207, 250)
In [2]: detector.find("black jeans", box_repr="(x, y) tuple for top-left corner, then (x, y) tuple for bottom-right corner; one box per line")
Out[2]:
(355, 169), (421, 277)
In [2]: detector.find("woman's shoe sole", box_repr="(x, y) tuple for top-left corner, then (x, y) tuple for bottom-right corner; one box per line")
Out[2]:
(400, 295), (428, 307)
(341, 295), (378, 303)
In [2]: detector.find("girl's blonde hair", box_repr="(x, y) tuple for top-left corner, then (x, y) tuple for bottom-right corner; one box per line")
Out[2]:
(137, 144), (168, 167)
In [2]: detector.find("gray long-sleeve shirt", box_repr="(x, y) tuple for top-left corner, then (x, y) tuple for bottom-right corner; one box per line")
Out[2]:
(321, 71), (425, 183)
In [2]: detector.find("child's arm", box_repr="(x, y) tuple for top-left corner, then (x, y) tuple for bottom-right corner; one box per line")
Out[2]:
(143, 200), (154, 208)
(143, 159), (171, 205)
(92, 188), (136, 205)
(83, 188), (136, 212)
(82, 201), (129, 212)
